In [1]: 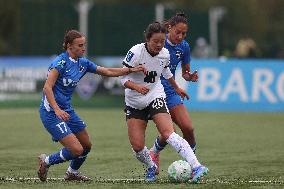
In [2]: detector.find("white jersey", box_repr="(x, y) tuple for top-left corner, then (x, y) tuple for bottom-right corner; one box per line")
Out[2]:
(121, 43), (173, 110)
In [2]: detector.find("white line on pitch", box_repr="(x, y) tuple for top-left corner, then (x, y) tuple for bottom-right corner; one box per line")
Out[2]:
(1, 177), (283, 184)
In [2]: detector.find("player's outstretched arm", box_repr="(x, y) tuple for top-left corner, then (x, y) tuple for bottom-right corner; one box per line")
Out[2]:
(96, 65), (146, 77)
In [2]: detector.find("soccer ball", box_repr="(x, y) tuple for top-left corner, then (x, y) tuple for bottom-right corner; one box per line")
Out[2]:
(167, 160), (192, 183)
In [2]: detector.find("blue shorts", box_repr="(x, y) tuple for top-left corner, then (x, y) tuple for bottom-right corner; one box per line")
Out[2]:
(166, 94), (183, 109)
(39, 108), (86, 142)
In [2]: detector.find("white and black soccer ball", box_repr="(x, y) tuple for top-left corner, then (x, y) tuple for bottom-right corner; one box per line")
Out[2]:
(167, 160), (192, 183)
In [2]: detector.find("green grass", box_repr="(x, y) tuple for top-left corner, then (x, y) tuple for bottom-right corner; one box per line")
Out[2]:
(0, 94), (125, 109)
(0, 108), (283, 189)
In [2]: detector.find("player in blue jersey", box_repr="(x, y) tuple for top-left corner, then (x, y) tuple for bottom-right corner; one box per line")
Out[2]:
(149, 13), (199, 175)
(37, 30), (145, 182)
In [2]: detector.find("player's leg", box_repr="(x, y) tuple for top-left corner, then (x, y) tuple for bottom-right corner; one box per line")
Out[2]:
(170, 104), (196, 152)
(149, 95), (180, 174)
(150, 95), (183, 154)
(69, 129), (91, 170)
(38, 109), (83, 182)
(64, 129), (92, 181)
(149, 136), (165, 175)
(65, 111), (92, 181)
(150, 100), (208, 183)
(150, 94), (196, 175)
(128, 118), (157, 181)
(126, 106), (157, 182)
(58, 134), (84, 162)
(38, 133), (83, 182)
(165, 130), (208, 182)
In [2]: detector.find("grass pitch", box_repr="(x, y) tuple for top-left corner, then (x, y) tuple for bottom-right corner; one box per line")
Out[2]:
(0, 108), (283, 189)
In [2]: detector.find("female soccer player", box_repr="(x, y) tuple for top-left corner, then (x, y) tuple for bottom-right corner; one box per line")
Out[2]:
(149, 13), (199, 175)
(37, 29), (145, 182)
(120, 22), (208, 182)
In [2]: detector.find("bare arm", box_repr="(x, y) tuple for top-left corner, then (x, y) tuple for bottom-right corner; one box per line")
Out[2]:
(167, 77), (189, 100)
(124, 80), (149, 95)
(95, 65), (146, 77)
(43, 69), (70, 121)
(182, 63), (198, 82)
(181, 63), (190, 75)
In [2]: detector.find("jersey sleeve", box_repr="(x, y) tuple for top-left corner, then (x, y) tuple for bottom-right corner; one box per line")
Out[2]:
(122, 45), (140, 68)
(182, 42), (191, 65)
(86, 59), (97, 73)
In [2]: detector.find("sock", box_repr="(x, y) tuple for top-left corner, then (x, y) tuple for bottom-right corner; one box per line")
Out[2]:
(67, 166), (78, 174)
(133, 146), (155, 168)
(151, 136), (167, 154)
(166, 132), (201, 169)
(45, 148), (76, 166)
(69, 148), (90, 171)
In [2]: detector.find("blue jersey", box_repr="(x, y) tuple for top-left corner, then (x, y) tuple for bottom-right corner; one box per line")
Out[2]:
(161, 37), (191, 96)
(40, 52), (97, 112)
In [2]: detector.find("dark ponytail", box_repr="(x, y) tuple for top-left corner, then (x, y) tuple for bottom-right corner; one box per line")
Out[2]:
(144, 21), (166, 41)
(164, 12), (188, 31)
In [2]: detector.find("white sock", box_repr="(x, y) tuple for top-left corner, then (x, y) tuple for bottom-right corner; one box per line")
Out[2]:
(133, 146), (155, 168)
(166, 132), (201, 169)
(44, 156), (50, 166)
(67, 166), (78, 174)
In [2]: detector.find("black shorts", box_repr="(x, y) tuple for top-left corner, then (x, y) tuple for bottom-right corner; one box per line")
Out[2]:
(124, 97), (169, 121)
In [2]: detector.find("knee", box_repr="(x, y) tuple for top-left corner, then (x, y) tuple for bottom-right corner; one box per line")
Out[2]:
(84, 142), (92, 151)
(71, 145), (84, 157)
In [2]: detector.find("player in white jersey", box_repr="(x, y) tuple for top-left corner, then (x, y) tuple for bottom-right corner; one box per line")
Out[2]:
(37, 30), (145, 182)
(120, 22), (208, 182)
(149, 13), (200, 176)
(122, 42), (172, 110)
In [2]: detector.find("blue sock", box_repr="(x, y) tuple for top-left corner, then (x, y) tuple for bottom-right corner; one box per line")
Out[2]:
(190, 144), (196, 154)
(152, 137), (167, 153)
(47, 148), (76, 165)
(70, 148), (90, 170)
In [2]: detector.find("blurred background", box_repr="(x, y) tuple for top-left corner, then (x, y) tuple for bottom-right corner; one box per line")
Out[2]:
(1, 1), (284, 186)
(0, 0), (284, 111)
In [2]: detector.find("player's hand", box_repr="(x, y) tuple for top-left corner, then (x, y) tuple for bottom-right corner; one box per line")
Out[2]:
(55, 108), (70, 121)
(182, 70), (198, 82)
(176, 87), (190, 100)
(130, 65), (147, 75)
(135, 85), (150, 95)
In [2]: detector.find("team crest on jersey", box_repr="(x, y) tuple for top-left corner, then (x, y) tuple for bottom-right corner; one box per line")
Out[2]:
(176, 51), (182, 59)
(79, 65), (84, 72)
(57, 60), (66, 68)
(126, 51), (134, 62)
